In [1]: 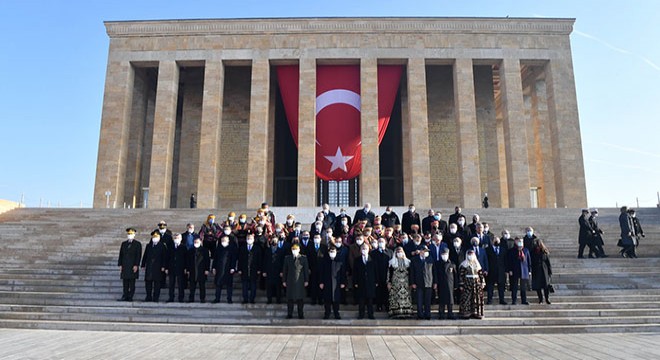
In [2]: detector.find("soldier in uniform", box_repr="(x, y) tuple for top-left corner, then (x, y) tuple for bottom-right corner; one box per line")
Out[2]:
(117, 228), (142, 302)
(141, 232), (167, 302)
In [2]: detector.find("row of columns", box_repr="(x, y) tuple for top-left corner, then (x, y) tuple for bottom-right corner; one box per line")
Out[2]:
(94, 56), (586, 209)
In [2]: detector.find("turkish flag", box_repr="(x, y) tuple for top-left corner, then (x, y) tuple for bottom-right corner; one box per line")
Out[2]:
(276, 64), (402, 181)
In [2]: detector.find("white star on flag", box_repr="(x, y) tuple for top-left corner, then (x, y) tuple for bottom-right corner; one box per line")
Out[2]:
(324, 147), (354, 173)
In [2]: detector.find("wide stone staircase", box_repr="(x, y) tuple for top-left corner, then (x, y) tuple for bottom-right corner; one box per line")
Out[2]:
(0, 207), (658, 335)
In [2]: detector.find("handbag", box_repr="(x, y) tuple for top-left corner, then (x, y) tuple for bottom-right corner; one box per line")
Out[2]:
(548, 283), (555, 293)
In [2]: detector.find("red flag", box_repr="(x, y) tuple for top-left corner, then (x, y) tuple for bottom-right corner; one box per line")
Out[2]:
(277, 64), (402, 181)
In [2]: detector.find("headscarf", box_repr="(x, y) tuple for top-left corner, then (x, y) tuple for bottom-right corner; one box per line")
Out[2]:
(460, 251), (482, 272)
(389, 247), (410, 268)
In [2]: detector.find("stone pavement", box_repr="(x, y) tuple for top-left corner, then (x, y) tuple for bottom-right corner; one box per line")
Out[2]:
(1, 329), (658, 360)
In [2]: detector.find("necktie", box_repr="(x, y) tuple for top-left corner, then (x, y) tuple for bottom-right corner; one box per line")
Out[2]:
(248, 245), (252, 251)
(495, 247), (499, 255)
(363, 257), (367, 265)
(475, 247), (479, 256)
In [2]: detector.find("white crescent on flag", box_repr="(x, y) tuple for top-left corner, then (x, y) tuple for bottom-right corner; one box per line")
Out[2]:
(315, 89), (361, 115)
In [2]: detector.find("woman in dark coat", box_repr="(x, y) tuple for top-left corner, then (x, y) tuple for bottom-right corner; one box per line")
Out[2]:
(319, 246), (346, 319)
(531, 239), (553, 304)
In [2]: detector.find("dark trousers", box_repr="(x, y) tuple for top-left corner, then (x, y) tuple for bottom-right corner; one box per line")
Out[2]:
(591, 244), (606, 257)
(122, 279), (136, 300)
(145, 280), (161, 301)
(486, 278), (506, 303)
(266, 280), (282, 303)
(287, 299), (304, 318)
(168, 273), (186, 301)
(189, 279), (206, 302)
(416, 287), (433, 318)
(358, 296), (374, 318)
(308, 273), (322, 304)
(510, 277), (528, 304)
(537, 287), (550, 302)
(438, 303), (454, 319)
(375, 281), (388, 310)
(578, 243), (595, 257)
(215, 276), (234, 302)
(242, 278), (257, 303)
(324, 301), (340, 317)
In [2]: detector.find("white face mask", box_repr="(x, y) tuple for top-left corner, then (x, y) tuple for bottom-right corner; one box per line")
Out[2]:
(159, 228), (166, 234)
(275, 228), (282, 234)
(356, 239), (364, 246)
(526, 231), (534, 237)
(517, 241), (524, 247)
(371, 242), (378, 249)
(503, 233), (510, 240)
(361, 250), (369, 256)
(152, 238), (160, 244)
(286, 219), (293, 225)
(193, 242), (201, 248)
(467, 254), (476, 262)
(329, 252), (337, 259)
(224, 229), (231, 235)
(313, 238), (321, 245)
(127, 234), (135, 240)
(295, 226), (302, 232)
(335, 242), (342, 248)
(341, 220), (348, 225)
(379, 242), (386, 249)
(221, 241), (229, 247)
(453, 242), (461, 248)
(174, 239), (182, 246)
(228, 216), (235, 222)
(292, 250), (300, 257)
(396, 252), (404, 259)
(188, 228), (194, 233)
(450, 229), (457, 234)
(484, 227), (489, 233)
(441, 254), (449, 262)
(423, 252), (430, 258)
(409, 208), (415, 213)
(458, 220), (465, 226)
(246, 239), (255, 245)
(316, 226), (322, 231)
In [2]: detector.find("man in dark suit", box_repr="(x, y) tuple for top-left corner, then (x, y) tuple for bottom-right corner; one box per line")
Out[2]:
(578, 209), (595, 258)
(435, 248), (457, 319)
(238, 234), (262, 304)
(429, 234), (448, 265)
(410, 246), (435, 320)
(473, 223), (491, 249)
(212, 236), (238, 304)
(448, 206), (464, 226)
(263, 237), (286, 304)
(165, 233), (188, 303)
(421, 209), (435, 235)
(141, 232), (167, 302)
(282, 244), (309, 319)
(485, 236), (508, 305)
(320, 246), (346, 319)
(118, 228), (142, 302)
(353, 203), (376, 227)
(469, 237), (489, 275)
(353, 243), (377, 319)
(335, 208), (352, 235)
(402, 204), (421, 235)
(306, 234), (326, 305)
(321, 203), (337, 232)
(185, 237), (210, 303)
(381, 206), (401, 228)
(371, 238), (393, 312)
(506, 238), (531, 305)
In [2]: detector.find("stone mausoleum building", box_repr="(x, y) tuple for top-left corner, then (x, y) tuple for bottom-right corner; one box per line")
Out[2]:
(93, 17), (588, 210)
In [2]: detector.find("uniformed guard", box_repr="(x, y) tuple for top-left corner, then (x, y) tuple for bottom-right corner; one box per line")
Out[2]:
(117, 228), (142, 302)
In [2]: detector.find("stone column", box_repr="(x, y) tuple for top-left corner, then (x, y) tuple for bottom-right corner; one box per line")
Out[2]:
(148, 61), (180, 208)
(474, 65), (501, 208)
(93, 61), (134, 208)
(500, 58), (531, 208)
(246, 58), (271, 209)
(360, 58), (380, 206)
(196, 60), (224, 208)
(297, 58), (316, 207)
(532, 78), (557, 208)
(545, 57), (587, 208)
(453, 58), (482, 208)
(405, 58), (432, 209)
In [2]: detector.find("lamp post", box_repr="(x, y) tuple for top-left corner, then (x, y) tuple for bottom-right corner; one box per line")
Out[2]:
(104, 191), (111, 209)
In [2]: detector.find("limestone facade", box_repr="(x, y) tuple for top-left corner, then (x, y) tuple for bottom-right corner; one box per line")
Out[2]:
(93, 17), (588, 209)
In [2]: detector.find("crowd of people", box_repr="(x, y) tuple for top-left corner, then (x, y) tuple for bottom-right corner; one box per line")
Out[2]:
(118, 203), (555, 320)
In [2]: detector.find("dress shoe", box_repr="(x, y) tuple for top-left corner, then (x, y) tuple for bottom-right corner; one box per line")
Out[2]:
(334, 314), (341, 320)
(117, 297), (126, 302)
(472, 314), (483, 320)
(286, 314), (293, 319)
(546, 300), (551, 304)
(368, 315), (375, 320)
(166, 299), (174, 303)
(200, 299), (206, 303)
(577, 256), (584, 259)
(250, 300), (255, 304)
(522, 301), (530, 305)
(144, 297), (153, 302)
(447, 314), (456, 320)
(323, 314), (330, 320)
(227, 299), (233, 304)
(267, 300), (272, 304)
(211, 299), (220, 304)
(588, 254), (596, 259)
(298, 315), (305, 319)
(511, 301), (517, 305)
(358, 315), (365, 320)
(538, 299), (544, 304)
(178, 299), (184, 303)
(486, 300), (492, 305)
(241, 301), (248, 304)
(499, 301), (508, 305)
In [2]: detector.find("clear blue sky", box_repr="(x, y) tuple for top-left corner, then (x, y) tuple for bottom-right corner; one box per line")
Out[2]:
(0, 0), (658, 208)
